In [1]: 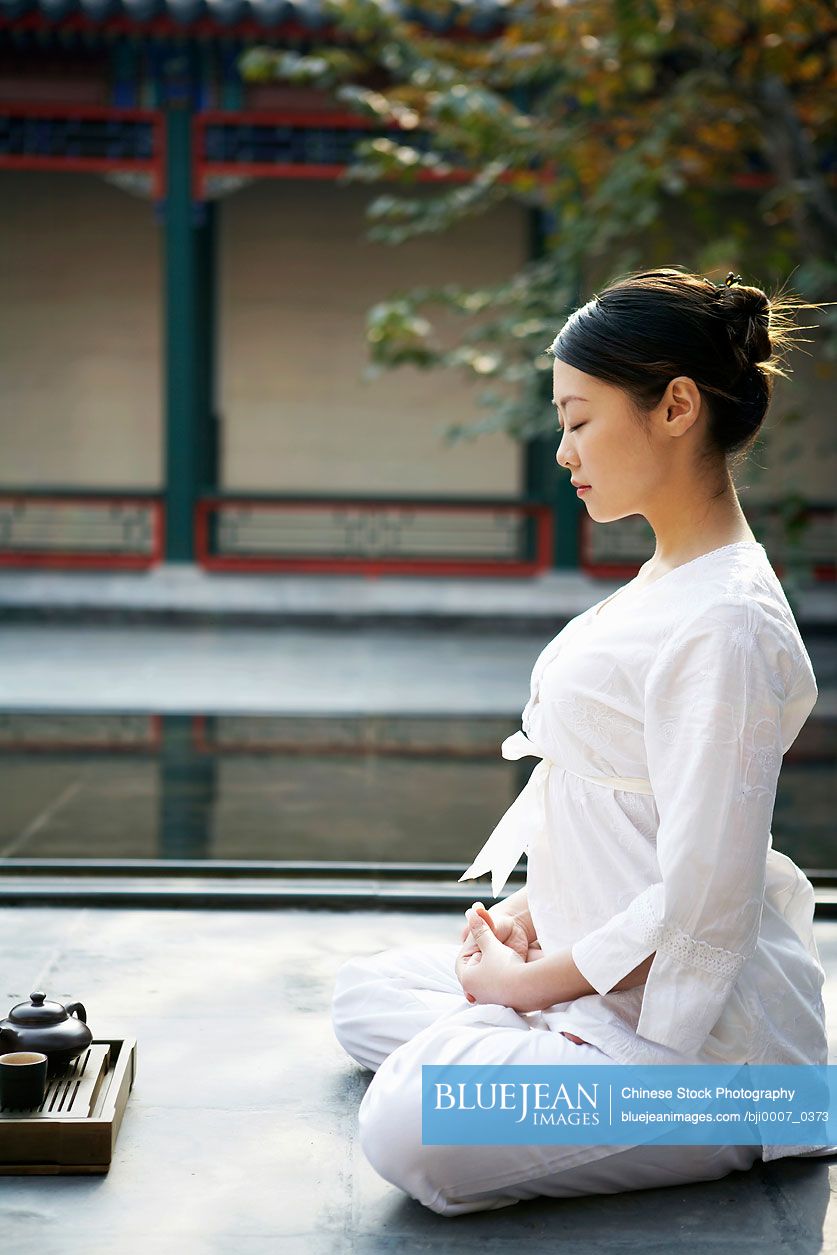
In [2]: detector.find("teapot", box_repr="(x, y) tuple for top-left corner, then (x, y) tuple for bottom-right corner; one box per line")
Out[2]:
(0, 992), (93, 1076)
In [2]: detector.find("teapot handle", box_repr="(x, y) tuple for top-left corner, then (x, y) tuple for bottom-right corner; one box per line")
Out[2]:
(65, 1002), (87, 1023)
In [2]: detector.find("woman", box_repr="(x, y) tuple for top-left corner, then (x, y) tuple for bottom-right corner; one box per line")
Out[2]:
(331, 267), (835, 1215)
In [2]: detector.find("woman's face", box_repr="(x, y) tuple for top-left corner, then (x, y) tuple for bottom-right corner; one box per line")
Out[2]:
(551, 358), (698, 523)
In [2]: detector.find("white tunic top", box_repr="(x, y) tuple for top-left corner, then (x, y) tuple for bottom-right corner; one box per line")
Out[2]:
(459, 540), (832, 1161)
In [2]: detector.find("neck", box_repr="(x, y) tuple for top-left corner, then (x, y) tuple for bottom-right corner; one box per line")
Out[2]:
(643, 472), (755, 572)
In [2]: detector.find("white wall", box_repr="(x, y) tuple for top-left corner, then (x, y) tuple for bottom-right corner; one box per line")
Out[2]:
(0, 172), (163, 488)
(5, 172), (825, 514)
(219, 181), (527, 497)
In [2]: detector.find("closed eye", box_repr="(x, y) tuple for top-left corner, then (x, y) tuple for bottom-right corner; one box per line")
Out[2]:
(558, 424), (584, 434)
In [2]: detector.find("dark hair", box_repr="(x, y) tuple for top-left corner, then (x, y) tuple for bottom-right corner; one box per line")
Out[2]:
(547, 266), (823, 472)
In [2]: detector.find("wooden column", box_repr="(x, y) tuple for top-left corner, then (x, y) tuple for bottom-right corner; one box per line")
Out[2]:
(159, 51), (218, 562)
(525, 205), (582, 570)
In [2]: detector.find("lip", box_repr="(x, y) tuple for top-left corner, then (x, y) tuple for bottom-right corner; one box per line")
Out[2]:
(571, 481), (591, 493)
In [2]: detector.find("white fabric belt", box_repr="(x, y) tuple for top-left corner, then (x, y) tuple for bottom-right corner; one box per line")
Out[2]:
(458, 729), (654, 898)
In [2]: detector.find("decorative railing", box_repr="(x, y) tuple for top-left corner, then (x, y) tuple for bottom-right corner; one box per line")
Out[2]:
(0, 492), (164, 568)
(581, 502), (836, 582)
(190, 713), (513, 757)
(0, 490), (832, 580)
(195, 494), (554, 576)
(0, 713), (161, 752)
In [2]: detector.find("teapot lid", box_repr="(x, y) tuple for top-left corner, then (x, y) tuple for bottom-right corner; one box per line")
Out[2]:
(8, 992), (68, 1026)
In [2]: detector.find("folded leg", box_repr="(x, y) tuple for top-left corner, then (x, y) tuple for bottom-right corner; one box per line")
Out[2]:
(356, 998), (762, 1216)
(331, 941), (467, 1072)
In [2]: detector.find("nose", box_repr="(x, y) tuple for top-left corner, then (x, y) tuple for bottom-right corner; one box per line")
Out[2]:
(555, 434), (576, 470)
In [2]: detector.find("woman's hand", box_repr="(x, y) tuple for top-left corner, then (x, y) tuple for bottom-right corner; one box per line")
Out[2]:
(459, 905), (531, 962)
(456, 902), (544, 1002)
(456, 904), (522, 1002)
(456, 905), (588, 1040)
(456, 905), (527, 1007)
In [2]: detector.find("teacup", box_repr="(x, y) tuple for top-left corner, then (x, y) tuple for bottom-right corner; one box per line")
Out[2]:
(0, 1051), (48, 1111)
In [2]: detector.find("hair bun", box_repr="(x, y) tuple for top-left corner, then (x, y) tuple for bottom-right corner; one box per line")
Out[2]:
(723, 284), (772, 367)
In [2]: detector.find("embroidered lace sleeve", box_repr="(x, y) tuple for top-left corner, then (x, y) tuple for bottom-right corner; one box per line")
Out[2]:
(571, 597), (814, 1055)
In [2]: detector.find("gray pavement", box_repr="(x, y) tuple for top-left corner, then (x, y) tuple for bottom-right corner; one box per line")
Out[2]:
(1, 580), (835, 1251)
(1, 623), (836, 715)
(1, 564), (835, 628)
(0, 905), (835, 1254)
(0, 624), (537, 715)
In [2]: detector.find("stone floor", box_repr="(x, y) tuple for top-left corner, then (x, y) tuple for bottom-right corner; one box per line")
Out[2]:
(0, 624), (547, 715)
(1, 905), (836, 1255)
(0, 623), (835, 715)
(1, 564), (834, 630)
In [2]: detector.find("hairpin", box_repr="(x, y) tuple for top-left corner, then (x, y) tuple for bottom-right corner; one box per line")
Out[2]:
(723, 272), (743, 287)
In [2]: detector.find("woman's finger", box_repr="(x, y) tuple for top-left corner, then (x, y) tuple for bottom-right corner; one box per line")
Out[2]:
(466, 905), (503, 953)
(454, 949), (481, 1004)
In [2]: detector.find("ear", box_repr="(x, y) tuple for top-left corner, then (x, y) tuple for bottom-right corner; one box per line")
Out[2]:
(664, 376), (702, 435)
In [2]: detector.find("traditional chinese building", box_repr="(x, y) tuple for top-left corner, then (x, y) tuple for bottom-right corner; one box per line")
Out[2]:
(0, 0), (833, 581)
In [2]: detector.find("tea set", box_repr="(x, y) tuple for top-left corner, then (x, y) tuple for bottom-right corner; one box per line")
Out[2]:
(0, 992), (92, 1110)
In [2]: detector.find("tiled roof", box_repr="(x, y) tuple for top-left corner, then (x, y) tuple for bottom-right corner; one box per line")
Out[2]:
(0, 0), (509, 30)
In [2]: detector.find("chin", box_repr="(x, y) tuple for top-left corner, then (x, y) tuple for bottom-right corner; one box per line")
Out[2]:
(586, 503), (634, 524)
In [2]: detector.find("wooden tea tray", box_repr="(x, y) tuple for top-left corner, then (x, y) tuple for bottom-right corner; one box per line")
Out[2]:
(0, 1037), (137, 1174)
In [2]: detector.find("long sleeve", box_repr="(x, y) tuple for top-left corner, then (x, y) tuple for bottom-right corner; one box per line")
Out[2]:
(571, 598), (812, 1056)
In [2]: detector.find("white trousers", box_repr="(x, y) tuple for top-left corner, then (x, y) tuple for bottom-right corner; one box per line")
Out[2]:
(331, 940), (763, 1217)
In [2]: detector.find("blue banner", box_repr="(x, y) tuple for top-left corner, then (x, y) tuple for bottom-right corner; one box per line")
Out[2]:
(422, 1064), (837, 1146)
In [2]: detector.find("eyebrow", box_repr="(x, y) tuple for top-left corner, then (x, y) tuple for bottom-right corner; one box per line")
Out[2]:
(551, 395), (589, 428)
